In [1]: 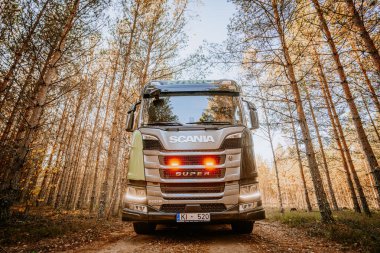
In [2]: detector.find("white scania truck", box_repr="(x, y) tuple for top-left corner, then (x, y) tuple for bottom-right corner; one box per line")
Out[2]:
(122, 80), (265, 234)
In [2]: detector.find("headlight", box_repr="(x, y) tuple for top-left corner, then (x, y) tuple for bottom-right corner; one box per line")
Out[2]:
(239, 202), (258, 212)
(126, 203), (147, 213)
(142, 134), (158, 140)
(226, 132), (242, 139)
(125, 186), (147, 203)
(239, 183), (261, 202)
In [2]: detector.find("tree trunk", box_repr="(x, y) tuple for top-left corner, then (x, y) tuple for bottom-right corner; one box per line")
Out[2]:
(63, 94), (91, 209)
(45, 104), (70, 206)
(304, 86), (339, 211)
(0, 58), (36, 142)
(54, 87), (86, 209)
(361, 93), (380, 142)
(37, 101), (68, 204)
(350, 40), (380, 114)
(76, 74), (108, 209)
(272, 0), (333, 223)
(312, 0), (380, 210)
(7, 0), (80, 203)
(322, 73), (372, 215)
(262, 100), (284, 213)
(89, 50), (120, 213)
(66, 109), (90, 209)
(0, 0), (50, 93)
(344, 0), (380, 75)
(313, 47), (362, 213)
(98, 1), (140, 218)
(285, 92), (313, 212)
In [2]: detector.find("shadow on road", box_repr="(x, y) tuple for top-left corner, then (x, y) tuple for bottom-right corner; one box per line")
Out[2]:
(141, 224), (260, 242)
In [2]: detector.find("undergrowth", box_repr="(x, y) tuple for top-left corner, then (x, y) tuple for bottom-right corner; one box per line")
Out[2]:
(267, 208), (380, 253)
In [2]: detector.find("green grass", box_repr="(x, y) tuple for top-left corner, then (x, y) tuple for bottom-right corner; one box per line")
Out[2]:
(267, 208), (380, 253)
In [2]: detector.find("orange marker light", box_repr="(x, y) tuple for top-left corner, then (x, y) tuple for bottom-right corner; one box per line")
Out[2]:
(203, 157), (216, 170)
(168, 157), (181, 167)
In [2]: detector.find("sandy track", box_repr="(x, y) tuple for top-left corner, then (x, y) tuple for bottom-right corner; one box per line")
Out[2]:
(63, 221), (356, 253)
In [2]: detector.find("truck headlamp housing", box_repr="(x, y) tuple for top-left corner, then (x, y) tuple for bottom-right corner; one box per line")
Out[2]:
(226, 132), (242, 139)
(126, 203), (148, 213)
(142, 134), (163, 150)
(142, 134), (158, 140)
(239, 183), (261, 202)
(125, 186), (147, 204)
(221, 132), (242, 149)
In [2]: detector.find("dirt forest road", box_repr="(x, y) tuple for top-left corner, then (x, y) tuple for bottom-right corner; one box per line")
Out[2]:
(63, 221), (355, 253)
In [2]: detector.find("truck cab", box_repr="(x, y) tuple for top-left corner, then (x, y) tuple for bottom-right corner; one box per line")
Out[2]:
(123, 80), (265, 234)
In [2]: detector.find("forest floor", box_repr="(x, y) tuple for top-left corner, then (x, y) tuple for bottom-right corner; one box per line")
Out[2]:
(0, 208), (378, 253)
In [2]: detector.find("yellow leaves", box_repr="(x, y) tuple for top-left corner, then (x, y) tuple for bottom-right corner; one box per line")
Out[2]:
(31, 187), (41, 197)
(10, 205), (26, 214)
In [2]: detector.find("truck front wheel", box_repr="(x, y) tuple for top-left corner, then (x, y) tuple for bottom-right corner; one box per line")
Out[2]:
(133, 222), (156, 234)
(231, 221), (254, 234)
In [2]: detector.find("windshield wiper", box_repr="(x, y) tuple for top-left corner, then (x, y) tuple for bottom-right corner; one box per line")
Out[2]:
(186, 121), (232, 125)
(145, 121), (183, 126)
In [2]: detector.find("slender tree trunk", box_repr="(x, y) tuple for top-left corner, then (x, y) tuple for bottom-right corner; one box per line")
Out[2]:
(7, 0), (80, 207)
(76, 74), (108, 209)
(63, 95), (91, 209)
(344, 0), (380, 75)
(285, 93), (313, 212)
(98, 2), (140, 218)
(304, 86), (339, 211)
(89, 50), (120, 213)
(320, 63), (371, 216)
(262, 101), (284, 213)
(0, 58), (36, 142)
(314, 48), (362, 213)
(66, 109), (90, 209)
(55, 88), (85, 209)
(361, 93), (380, 142)
(37, 101), (68, 204)
(350, 41), (380, 113)
(312, 0), (380, 208)
(272, 0), (333, 223)
(46, 111), (70, 206)
(0, 0), (50, 93)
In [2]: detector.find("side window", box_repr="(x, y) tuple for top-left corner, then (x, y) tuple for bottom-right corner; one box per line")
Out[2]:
(242, 101), (252, 129)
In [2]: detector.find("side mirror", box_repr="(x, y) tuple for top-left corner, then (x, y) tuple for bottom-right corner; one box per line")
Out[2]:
(126, 110), (134, 132)
(126, 100), (141, 132)
(249, 106), (259, 130)
(242, 100), (259, 130)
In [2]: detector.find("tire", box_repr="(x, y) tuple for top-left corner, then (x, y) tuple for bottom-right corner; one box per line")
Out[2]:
(231, 221), (254, 234)
(133, 222), (156, 235)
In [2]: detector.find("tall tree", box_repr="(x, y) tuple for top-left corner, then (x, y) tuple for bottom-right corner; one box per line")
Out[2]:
(343, 0), (380, 75)
(311, 0), (380, 208)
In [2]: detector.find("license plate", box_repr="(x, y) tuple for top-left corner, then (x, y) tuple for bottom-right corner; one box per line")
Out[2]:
(176, 213), (210, 222)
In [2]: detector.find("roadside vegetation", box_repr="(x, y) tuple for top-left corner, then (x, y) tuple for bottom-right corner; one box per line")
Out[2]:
(0, 207), (129, 252)
(267, 209), (380, 253)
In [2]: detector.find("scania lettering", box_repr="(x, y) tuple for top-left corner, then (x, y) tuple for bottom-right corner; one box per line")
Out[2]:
(123, 80), (265, 234)
(169, 135), (215, 143)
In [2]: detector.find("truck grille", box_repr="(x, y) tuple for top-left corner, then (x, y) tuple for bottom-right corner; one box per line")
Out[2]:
(160, 182), (225, 194)
(160, 203), (227, 213)
(160, 168), (225, 179)
(160, 155), (225, 166)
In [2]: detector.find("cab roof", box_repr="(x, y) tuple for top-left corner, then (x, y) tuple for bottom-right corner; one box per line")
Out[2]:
(142, 80), (241, 97)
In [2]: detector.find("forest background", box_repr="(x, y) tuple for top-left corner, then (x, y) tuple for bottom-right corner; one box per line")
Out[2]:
(0, 0), (380, 226)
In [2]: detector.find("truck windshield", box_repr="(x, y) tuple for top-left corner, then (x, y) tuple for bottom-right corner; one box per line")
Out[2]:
(142, 95), (243, 126)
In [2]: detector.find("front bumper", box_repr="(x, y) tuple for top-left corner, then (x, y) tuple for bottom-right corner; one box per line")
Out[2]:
(122, 206), (265, 223)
